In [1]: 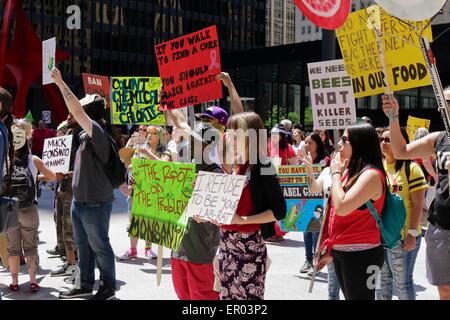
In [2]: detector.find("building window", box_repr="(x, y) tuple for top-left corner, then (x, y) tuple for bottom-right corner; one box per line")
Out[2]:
(307, 26), (311, 34)
(315, 26), (320, 32)
(302, 26), (305, 34)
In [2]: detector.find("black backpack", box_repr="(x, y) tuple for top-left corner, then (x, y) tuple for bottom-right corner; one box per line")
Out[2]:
(90, 134), (127, 189)
(9, 155), (36, 209)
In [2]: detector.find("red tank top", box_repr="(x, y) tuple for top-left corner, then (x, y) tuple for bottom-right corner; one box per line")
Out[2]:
(321, 168), (385, 254)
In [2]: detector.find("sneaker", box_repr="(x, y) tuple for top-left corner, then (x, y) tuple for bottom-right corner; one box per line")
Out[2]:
(63, 266), (80, 285)
(51, 264), (77, 277)
(90, 285), (116, 300)
(119, 248), (137, 261)
(59, 287), (93, 299)
(299, 260), (312, 273)
(47, 246), (66, 257)
(144, 248), (157, 260)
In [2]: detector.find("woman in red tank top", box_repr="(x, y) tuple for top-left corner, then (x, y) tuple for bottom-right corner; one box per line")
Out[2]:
(317, 123), (387, 300)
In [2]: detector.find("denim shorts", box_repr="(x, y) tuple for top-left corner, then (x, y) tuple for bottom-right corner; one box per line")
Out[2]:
(425, 223), (450, 286)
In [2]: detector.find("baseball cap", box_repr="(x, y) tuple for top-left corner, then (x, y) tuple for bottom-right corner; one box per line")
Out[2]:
(195, 106), (229, 127)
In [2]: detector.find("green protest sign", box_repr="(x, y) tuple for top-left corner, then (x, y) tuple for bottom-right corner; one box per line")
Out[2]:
(111, 77), (165, 125)
(129, 159), (196, 250)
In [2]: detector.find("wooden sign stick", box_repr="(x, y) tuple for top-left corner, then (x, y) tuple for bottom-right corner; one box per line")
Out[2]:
(156, 245), (164, 286)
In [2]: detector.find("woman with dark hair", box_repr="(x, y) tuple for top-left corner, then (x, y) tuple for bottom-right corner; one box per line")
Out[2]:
(316, 123), (386, 300)
(268, 124), (297, 165)
(216, 112), (286, 300)
(319, 130), (334, 156)
(377, 128), (427, 300)
(299, 133), (330, 274)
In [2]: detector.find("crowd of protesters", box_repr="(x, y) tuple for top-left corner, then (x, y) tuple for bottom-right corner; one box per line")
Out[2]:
(1, 74), (450, 301)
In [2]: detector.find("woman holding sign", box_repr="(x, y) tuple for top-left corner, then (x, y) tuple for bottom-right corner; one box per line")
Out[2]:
(218, 112), (286, 300)
(6, 126), (56, 293)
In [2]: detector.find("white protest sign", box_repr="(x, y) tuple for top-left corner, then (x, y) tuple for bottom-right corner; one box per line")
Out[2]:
(42, 37), (56, 85)
(308, 59), (357, 130)
(185, 171), (247, 224)
(42, 111), (51, 124)
(42, 135), (73, 173)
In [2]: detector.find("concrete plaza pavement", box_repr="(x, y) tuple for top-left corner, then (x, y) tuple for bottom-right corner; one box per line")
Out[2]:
(0, 188), (439, 300)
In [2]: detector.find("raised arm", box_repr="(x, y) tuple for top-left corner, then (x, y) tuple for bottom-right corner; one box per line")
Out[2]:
(33, 156), (56, 182)
(217, 72), (244, 114)
(382, 95), (439, 159)
(51, 68), (93, 137)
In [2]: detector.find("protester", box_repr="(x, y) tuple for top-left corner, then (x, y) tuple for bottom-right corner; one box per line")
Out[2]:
(375, 127), (385, 138)
(168, 108), (224, 300)
(299, 143), (341, 299)
(49, 114), (81, 283)
(292, 127), (305, 157)
(376, 128), (427, 300)
(298, 133), (330, 275)
(216, 112), (286, 300)
(119, 125), (167, 261)
(268, 124), (297, 166)
(316, 123), (386, 300)
(31, 120), (55, 158)
(280, 119), (293, 144)
(110, 125), (128, 149)
(6, 127), (56, 292)
(319, 130), (334, 155)
(382, 92), (450, 300)
(52, 68), (116, 300)
(0, 88), (15, 300)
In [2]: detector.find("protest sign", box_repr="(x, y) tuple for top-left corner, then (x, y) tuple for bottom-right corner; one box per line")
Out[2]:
(129, 159), (196, 250)
(42, 135), (73, 173)
(110, 77), (165, 125)
(82, 73), (111, 108)
(42, 111), (51, 124)
(336, 6), (432, 98)
(278, 165), (324, 232)
(307, 59), (357, 130)
(407, 115), (431, 142)
(155, 25), (222, 110)
(185, 171), (246, 224)
(42, 37), (56, 85)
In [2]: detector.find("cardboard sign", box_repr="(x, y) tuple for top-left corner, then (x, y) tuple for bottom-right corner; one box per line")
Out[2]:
(42, 111), (51, 124)
(82, 73), (111, 108)
(42, 135), (73, 173)
(307, 59), (357, 130)
(407, 115), (431, 142)
(42, 37), (56, 85)
(336, 6), (432, 98)
(129, 159), (196, 250)
(278, 165), (325, 232)
(185, 171), (246, 224)
(155, 25), (222, 110)
(110, 77), (165, 125)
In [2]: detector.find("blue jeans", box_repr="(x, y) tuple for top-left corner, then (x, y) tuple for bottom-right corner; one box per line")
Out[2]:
(376, 236), (421, 300)
(327, 262), (341, 300)
(71, 200), (115, 290)
(304, 231), (319, 263)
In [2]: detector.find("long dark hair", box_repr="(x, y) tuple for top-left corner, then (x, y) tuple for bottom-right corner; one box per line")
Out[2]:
(308, 133), (328, 162)
(394, 128), (411, 173)
(345, 123), (386, 191)
(0, 87), (15, 194)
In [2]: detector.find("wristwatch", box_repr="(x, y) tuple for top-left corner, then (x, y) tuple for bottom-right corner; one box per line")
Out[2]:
(408, 229), (419, 237)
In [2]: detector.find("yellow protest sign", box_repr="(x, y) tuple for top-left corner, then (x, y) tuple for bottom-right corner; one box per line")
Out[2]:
(336, 6), (432, 98)
(407, 116), (431, 142)
(111, 77), (165, 125)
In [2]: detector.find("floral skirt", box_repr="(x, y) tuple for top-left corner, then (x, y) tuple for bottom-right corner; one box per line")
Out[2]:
(219, 229), (267, 300)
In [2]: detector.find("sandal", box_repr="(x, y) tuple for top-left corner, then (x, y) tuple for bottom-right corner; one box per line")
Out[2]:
(9, 283), (19, 292)
(29, 283), (40, 292)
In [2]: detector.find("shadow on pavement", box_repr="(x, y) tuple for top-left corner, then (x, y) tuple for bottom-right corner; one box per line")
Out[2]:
(266, 238), (304, 248)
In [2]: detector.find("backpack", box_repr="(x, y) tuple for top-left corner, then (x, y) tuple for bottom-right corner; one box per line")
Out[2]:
(8, 155), (36, 209)
(90, 134), (127, 189)
(366, 170), (407, 250)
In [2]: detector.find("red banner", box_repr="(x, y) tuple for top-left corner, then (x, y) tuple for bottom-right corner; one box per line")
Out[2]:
(155, 25), (222, 110)
(82, 73), (111, 108)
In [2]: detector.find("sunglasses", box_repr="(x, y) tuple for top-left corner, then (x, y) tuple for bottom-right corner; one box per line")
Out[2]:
(340, 136), (350, 144)
(379, 137), (390, 143)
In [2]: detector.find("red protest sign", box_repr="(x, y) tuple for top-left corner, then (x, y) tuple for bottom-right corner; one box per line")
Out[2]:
(155, 25), (222, 110)
(82, 73), (111, 108)
(293, 0), (351, 30)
